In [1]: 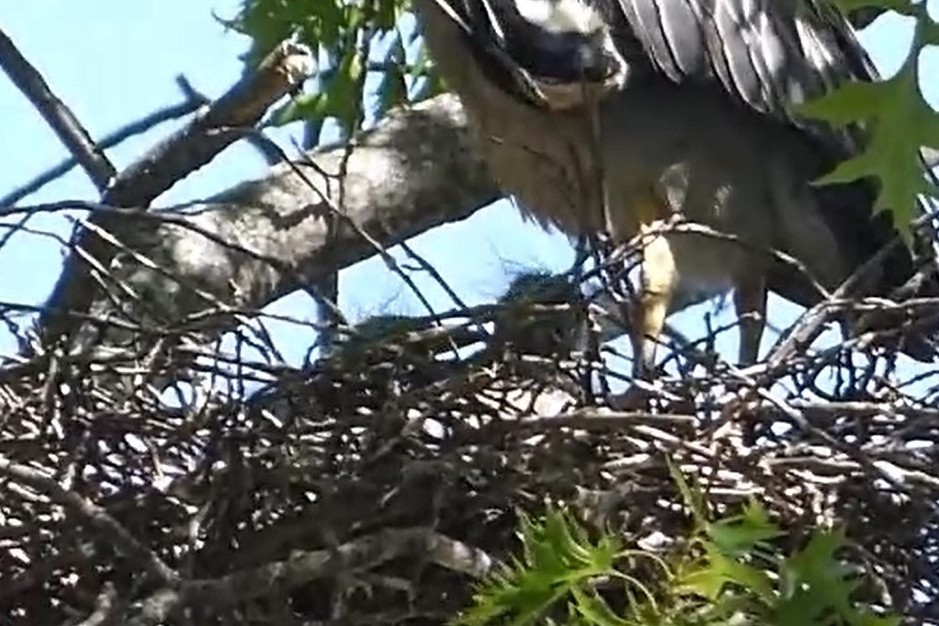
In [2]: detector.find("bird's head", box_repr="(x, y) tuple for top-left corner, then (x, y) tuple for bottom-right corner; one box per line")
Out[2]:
(464, 0), (629, 108)
(513, 0), (607, 37)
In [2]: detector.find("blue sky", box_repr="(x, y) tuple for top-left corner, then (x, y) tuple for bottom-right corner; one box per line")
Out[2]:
(0, 1), (936, 371)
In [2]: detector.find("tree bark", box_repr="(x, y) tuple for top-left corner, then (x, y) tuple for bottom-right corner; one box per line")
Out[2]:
(78, 94), (499, 347)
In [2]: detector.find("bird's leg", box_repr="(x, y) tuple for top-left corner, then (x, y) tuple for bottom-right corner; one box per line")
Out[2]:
(632, 222), (678, 379)
(731, 275), (767, 445)
(733, 275), (767, 366)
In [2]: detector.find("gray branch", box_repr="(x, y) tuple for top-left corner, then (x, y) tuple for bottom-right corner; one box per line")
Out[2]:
(42, 41), (318, 345)
(123, 528), (495, 626)
(76, 94), (498, 348)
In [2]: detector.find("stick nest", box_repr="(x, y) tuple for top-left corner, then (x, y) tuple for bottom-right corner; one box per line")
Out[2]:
(1, 293), (938, 625)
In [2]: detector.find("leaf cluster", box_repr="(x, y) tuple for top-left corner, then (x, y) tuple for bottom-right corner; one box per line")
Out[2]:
(800, 0), (939, 235)
(228, 0), (439, 141)
(454, 463), (899, 626)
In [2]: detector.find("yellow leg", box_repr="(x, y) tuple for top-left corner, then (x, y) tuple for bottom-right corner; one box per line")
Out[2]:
(734, 275), (767, 366)
(633, 224), (678, 378)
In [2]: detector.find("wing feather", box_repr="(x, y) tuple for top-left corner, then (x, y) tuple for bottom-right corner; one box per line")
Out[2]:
(611, 0), (874, 152)
(621, 0), (684, 80)
(655, 0), (708, 76)
(713, 0), (766, 107)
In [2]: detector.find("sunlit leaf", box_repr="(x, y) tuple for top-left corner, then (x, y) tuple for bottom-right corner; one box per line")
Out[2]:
(570, 586), (637, 626)
(667, 457), (708, 529)
(706, 500), (781, 558)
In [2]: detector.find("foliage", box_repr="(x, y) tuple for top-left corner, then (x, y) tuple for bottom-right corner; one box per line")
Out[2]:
(799, 0), (939, 237)
(455, 463), (899, 626)
(227, 0), (439, 142)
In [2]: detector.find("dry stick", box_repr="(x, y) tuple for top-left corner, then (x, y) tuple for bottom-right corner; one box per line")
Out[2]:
(317, 24), (376, 354)
(73, 582), (120, 626)
(764, 216), (931, 372)
(0, 96), (208, 207)
(0, 26), (117, 281)
(40, 40), (316, 345)
(0, 26), (115, 190)
(0, 455), (179, 586)
(261, 132), (454, 331)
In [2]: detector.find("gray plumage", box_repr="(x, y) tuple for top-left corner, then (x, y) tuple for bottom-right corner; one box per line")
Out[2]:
(414, 0), (938, 366)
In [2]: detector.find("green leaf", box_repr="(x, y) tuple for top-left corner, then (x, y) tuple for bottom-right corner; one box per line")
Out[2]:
(375, 0), (402, 29)
(850, 612), (902, 626)
(772, 529), (866, 626)
(795, 80), (886, 124)
(924, 106), (939, 149)
(667, 457), (708, 528)
(706, 501), (781, 558)
(923, 14), (939, 45)
(801, 64), (938, 239)
(269, 92), (327, 126)
(454, 506), (624, 626)
(570, 586), (637, 626)
(679, 545), (775, 601)
(232, 0), (414, 132)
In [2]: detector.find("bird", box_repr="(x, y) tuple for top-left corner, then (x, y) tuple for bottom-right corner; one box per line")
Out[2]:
(411, 0), (939, 377)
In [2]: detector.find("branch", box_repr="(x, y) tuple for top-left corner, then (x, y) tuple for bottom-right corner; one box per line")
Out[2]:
(0, 26), (114, 189)
(41, 41), (316, 344)
(0, 92), (209, 207)
(73, 582), (120, 626)
(124, 528), (494, 626)
(104, 42), (316, 207)
(0, 455), (179, 586)
(43, 94), (499, 352)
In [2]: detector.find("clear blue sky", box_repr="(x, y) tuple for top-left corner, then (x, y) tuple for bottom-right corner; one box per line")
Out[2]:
(0, 1), (936, 369)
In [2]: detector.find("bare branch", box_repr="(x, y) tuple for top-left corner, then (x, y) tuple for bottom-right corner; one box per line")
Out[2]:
(0, 91), (209, 207)
(0, 455), (179, 586)
(124, 529), (493, 626)
(73, 582), (119, 626)
(0, 26), (114, 189)
(46, 94), (499, 352)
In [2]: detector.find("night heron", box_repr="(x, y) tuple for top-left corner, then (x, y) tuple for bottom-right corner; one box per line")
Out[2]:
(413, 0), (939, 375)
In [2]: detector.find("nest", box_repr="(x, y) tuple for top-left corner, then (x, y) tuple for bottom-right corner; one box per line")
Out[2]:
(1, 290), (938, 625)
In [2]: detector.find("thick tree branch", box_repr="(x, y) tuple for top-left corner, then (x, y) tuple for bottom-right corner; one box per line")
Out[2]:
(62, 94), (499, 350)
(41, 41), (316, 344)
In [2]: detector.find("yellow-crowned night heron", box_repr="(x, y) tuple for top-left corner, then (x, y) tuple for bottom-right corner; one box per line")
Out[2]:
(413, 0), (939, 374)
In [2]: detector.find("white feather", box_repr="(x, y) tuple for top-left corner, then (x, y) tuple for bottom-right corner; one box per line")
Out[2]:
(514, 0), (606, 34)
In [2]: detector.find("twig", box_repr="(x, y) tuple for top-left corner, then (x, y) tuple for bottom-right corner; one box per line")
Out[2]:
(0, 26), (114, 190)
(0, 455), (179, 586)
(0, 96), (207, 207)
(72, 582), (120, 626)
